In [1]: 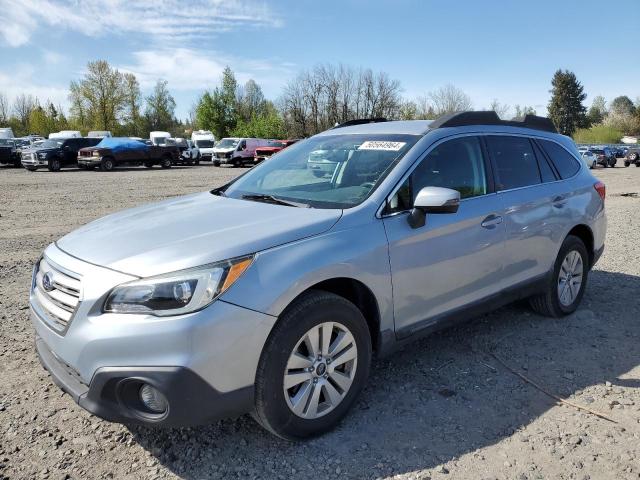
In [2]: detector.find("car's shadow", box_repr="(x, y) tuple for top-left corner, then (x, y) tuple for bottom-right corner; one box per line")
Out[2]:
(129, 269), (640, 478)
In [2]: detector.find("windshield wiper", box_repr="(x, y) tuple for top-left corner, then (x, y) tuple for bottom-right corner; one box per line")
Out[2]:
(241, 194), (309, 208)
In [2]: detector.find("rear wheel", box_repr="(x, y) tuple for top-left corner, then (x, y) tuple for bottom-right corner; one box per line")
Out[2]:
(529, 235), (589, 318)
(144, 161), (154, 168)
(160, 156), (172, 168)
(629, 152), (639, 162)
(253, 291), (371, 440)
(625, 161), (630, 167)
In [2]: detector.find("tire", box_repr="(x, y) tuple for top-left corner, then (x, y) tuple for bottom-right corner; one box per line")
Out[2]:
(144, 161), (154, 168)
(625, 161), (630, 167)
(160, 156), (172, 169)
(529, 235), (589, 318)
(100, 157), (115, 171)
(629, 152), (639, 161)
(591, 161), (596, 169)
(635, 162), (640, 167)
(213, 160), (220, 167)
(26, 166), (37, 172)
(195, 159), (200, 165)
(253, 290), (372, 440)
(48, 158), (61, 172)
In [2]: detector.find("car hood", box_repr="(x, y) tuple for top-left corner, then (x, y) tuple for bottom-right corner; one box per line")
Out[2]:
(56, 191), (342, 277)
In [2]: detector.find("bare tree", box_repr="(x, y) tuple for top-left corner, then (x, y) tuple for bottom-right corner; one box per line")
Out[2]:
(0, 93), (9, 124)
(489, 99), (510, 118)
(514, 105), (537, 117)
(280, 64), (403, 136)
(13, 93), (36, 130)
(429, 84), (472, 116)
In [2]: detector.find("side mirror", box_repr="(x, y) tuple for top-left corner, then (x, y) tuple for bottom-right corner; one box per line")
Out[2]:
(408, 186), (460, 229)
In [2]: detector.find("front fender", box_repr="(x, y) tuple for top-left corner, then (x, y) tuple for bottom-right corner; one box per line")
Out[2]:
(219, 219), (394, 333)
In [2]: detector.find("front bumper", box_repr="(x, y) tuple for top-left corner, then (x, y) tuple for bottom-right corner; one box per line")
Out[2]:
(77, 157), (102, 166)
(36, 335), (253, 426)
(30, 243), (277, 426)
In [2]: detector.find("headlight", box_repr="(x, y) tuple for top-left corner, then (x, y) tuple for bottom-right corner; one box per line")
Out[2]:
(92, 151), (100, 157)
(38, 153), (47, 159)
(103, 256), (253, 316)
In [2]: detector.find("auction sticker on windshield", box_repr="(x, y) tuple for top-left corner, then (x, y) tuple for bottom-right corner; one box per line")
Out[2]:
(358, 141), (406, 151)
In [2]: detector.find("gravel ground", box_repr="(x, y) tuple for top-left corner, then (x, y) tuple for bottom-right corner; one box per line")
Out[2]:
(1, 163), (639, 480)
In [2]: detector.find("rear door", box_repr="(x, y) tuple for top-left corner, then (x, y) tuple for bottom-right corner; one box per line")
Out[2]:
(62, 139), (80, 165)
(383, 135), (506, 337)
(485, 134), (567, 286)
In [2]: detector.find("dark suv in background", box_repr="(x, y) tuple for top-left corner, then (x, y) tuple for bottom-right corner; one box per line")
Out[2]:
(21, 137), (101, 171)
(589, 147), (616, 168)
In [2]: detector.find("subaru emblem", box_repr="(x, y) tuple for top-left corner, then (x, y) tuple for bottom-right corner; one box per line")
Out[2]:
(42, 272), (54, 292)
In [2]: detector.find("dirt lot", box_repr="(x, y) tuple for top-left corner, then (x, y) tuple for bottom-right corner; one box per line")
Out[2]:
(1, 163), (639, 480)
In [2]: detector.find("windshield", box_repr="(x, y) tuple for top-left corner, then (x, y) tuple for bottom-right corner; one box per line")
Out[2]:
(195, 140), (214, 148)
(223, 134), (418, 209)
(39, 139), (64, 148)
(217, 138), (239, 149)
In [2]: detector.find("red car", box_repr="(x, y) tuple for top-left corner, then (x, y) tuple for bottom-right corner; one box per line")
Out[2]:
(253, 139), (299, 164)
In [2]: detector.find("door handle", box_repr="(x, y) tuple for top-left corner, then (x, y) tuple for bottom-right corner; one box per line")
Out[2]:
(481, 214), (503, 228)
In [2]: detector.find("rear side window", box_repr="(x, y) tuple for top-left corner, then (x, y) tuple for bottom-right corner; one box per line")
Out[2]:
(532, 141), (557, 183)
(538, 140), (580, 179)
(485, 136), (541, 190)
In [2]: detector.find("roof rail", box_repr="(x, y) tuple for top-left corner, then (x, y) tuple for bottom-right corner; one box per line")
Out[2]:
(429, 111), (557, 133)
(332, 118), (387, 129)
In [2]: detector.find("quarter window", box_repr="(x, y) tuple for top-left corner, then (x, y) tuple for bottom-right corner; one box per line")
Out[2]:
(538, 140), (580, 179)
(486, 136), (541, 190)
(386, 136), (488, 213)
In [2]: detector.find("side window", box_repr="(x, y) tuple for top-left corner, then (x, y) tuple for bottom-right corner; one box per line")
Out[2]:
(532, 141), (557, 183)
(239, 140), (246, 150)
(486, 136), (541, 190)
(386, 136), (488, 214)
(538, 140), (580, 179)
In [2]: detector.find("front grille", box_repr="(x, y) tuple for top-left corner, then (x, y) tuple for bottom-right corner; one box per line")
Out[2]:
(33, 257), (81, 333)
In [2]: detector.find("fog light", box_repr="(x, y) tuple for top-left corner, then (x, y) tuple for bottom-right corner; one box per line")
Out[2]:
(139, 384), (168, 413)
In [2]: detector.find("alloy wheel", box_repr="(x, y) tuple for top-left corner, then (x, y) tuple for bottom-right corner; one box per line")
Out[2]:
(283, 322), (358, 419)
(557, 250), (584, 306)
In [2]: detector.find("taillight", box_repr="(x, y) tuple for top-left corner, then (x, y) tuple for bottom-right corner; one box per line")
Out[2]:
(594, 181), (606, 201)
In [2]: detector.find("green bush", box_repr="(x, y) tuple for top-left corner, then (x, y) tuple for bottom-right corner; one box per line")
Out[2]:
(573, 124), (623, 144)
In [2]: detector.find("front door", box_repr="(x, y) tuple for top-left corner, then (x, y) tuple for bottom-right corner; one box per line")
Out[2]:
(382, 135), (506, 337)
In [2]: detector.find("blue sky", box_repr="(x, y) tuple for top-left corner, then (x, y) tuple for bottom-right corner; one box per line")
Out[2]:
(1, 0), (638, 120)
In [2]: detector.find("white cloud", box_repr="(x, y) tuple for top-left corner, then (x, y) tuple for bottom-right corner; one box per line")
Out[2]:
(119, 47), (294, 94)
(0, 65), (68, 107)
(0, 0), (281, 47)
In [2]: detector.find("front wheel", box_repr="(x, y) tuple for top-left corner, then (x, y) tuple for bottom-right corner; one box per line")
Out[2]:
(100, 157), (115, 171)
(253, 291), (371, 440)
(625, 161), (630, 167)
(529, 235), (589, 318)
(160, 157), (172, 168)
(48, 158), (61, 172)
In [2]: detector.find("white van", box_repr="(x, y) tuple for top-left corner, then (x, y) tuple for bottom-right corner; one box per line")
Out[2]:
(150, 131), (171, 146)
(191, 130), (216, 161)
(88, 131), (112, 138)
(212, 138), (271, 167)
(49, 130), (81, 139)
(0, 127), (15, 139)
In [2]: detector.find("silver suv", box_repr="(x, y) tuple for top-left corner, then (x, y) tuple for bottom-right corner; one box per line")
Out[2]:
(31, 112), (606, 440)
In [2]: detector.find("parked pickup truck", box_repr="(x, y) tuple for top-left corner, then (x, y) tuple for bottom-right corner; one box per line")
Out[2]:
(77, 137), (180, 171)
(253, 139), (299, 164)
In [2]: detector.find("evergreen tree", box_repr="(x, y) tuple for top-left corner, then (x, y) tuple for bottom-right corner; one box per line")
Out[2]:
(547, 69), (587, 136)
(610, 96), (636, 116)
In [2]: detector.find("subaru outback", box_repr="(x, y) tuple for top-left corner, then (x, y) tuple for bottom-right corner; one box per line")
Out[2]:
(30, 112), (606, 440)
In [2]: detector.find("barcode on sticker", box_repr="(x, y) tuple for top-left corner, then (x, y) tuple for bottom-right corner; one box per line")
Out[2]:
(358, 141), (406, 151)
